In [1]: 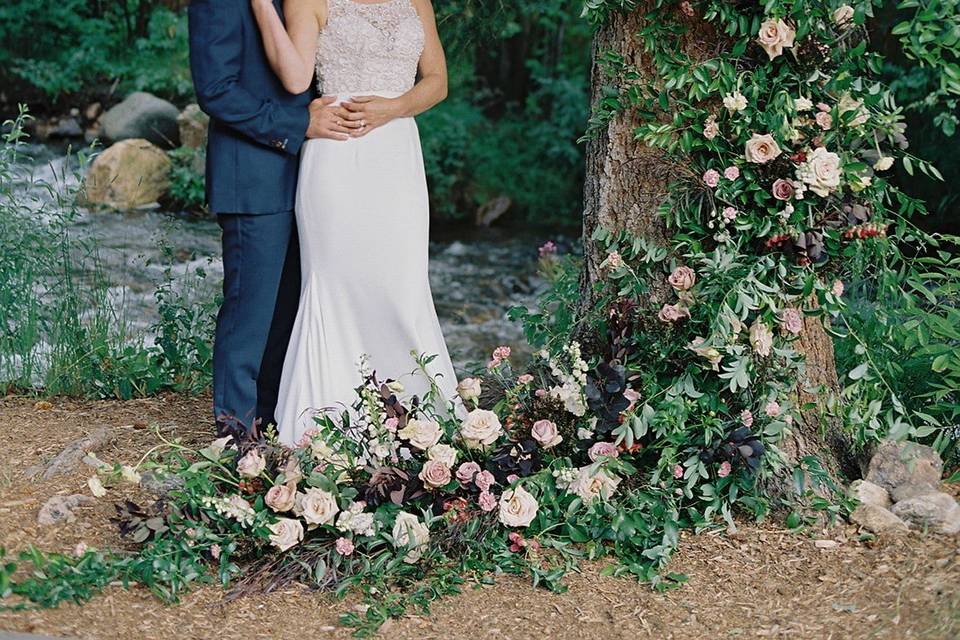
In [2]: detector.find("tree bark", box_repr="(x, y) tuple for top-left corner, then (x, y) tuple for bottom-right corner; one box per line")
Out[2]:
(579, 5), (859, 498)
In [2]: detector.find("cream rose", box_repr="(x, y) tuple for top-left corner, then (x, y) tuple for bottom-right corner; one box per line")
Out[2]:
(456, 377), (482, 402)
(744, 133), (782, 164)
(459, 409), (503, 449)
(796, 147), (842, 197)
(833, 5), (855, 27)
(427, 443), (458, 467)
(419, 459), (452, 489)
(236, 449), (266, 478)
(397, 418), (443, 451)
(530, 419), (562, 449)
(756, 18), (795, 60)
(498, 485), (539, 528)
(295, 487), (339, 526)
(570, 466), (621, 503)
(392, 511), (430, 563)
(267, 518), (304, 552)
(265, 482), (297, 512)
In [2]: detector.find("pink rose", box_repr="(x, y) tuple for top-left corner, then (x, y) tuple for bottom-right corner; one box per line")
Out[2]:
(740, 409), (754, 428)
(765, 401), (782, 417)
(517, 374), (534, 385)
(335, 537), (355, 556)
(702, 169), (721, 188)
(474, 470), (495, 492)
(535, 388), (547, 398)
(815, 111), (833, 130)
(673, 464), (684, 479)
(478, 491), (497, 512)
(703, 116), (719, 140)
(722, 206), (737, 222)
(772, 178), (795, 201)
(588, 442), (619, 462)
(718, 461), (732, 478)
(724, 166), (740, 180)
(668, 265), (696, 291)
(831, 280), (844, 297)
(530, 419), (562, 448)
(817, 102), (830, 112)
(265, 482), (297, 512)
(780, 308), (803, 335)
(419, 459), (452, 489)
(658, 303), (690, 323)
(456, 461), (481, 484)
(756, 18), (796, 61)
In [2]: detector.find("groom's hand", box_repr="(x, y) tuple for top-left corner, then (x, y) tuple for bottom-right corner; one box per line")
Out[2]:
(306, 96), (363, 141)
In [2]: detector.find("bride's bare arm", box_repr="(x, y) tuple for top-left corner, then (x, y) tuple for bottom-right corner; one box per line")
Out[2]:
(342, 0), (447, 134)
(250, 0), (324, 95)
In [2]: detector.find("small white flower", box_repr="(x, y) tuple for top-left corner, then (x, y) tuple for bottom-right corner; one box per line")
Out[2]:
(873, 156), (894, 171)
(120, 465), (141, 484)
(723, 91), (748, 113)
(87, 475), (107, 498)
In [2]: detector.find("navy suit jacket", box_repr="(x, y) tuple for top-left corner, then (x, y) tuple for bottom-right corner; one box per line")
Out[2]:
(188, 0), (312, 214)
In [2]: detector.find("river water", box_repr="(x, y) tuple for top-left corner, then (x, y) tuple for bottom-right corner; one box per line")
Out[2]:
(11, 143), (577, 372)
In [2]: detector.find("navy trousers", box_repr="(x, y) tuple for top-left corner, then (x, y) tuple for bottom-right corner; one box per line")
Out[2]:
(213, 211), (300, 433)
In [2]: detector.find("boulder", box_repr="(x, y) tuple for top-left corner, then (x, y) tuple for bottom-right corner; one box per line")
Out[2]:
(864, 440), (942, 493)
(892, 482), (940, 503)
(891, 491), (960, 535)
(177, 103), (209, 149)
(48, 117), (84, 139)
(82, 139), (171, 209)
(101, 92), (180, 147)
(848, 479), (891, 509)
(850, 503), (910, 535)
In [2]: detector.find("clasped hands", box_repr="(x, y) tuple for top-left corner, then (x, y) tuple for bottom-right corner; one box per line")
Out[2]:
(306, 95), (401, 141)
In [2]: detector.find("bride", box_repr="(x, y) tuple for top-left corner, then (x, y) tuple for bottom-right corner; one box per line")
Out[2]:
(250, 0), (460, 446)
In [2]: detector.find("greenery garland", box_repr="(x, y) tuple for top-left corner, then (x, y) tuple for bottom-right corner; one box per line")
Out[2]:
(2, 1), (958, 637)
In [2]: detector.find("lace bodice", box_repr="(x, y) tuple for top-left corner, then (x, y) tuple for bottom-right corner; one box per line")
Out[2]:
(316, 0), (425, 95)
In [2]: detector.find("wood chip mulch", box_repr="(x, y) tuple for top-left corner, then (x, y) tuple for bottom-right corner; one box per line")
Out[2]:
(0, 395), (957, 640)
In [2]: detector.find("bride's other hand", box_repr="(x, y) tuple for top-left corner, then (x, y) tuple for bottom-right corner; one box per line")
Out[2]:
(306, 96), (364, 140)
(341, 96), (402, 137)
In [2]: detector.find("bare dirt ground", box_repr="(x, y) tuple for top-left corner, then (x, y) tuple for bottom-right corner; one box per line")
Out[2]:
(0, 394), (957, 640)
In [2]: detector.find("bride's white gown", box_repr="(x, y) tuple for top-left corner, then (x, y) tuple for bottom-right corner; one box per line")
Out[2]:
(275, 0), (460, 445)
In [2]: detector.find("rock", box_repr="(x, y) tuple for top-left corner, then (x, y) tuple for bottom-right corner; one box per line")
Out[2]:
(37, 494), (94, 526)
(49, 117), (84, 139)
(25, 428), (114, 481)
(891, 491), (960, 535)
(85, 101), (103, 121)
(892, 482), (939, 503)
(82, 138), (171, 209)
(101, 92), (180, 147)
(865, 440), (943, 493)
(814, 539), (839, 549)
(177, 103), (209, 149)
(139, 471), (185, 497)
(850, 503), (910, 535)
(443, 241), (469, 257)
(848, 479), (891, 508)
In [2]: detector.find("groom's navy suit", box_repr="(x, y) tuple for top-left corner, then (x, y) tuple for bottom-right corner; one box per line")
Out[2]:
(188, 0), (312, 431)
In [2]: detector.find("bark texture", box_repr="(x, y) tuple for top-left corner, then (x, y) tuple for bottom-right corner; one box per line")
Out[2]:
(579, 5), (858, 498)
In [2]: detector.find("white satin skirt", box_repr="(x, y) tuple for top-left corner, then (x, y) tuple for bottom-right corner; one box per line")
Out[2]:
(275, 92), (461, 446)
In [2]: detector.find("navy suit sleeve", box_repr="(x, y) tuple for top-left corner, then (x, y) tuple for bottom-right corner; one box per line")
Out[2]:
(188, 0), (309, 156)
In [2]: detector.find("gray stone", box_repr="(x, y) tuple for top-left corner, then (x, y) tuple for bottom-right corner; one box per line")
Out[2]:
(865, 440), (943, 493)
(891, 491), (960, 535)
(49, 117), (84, 139)
(82, 138), (171, 209)
(101, 92), (180, 148)
(848, 479), (891, 508)
(176, 103), (209, 149)
(25, 428), (114, 480)
(139, 471), (185, 496)
(37, 494), (94, 526)
(850, 503), (910, 535)
(892, 482), (939, 503)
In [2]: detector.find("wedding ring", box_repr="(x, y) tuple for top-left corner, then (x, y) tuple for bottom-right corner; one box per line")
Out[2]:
(337, 119), (343, 126)
(360, 119), (366, 128)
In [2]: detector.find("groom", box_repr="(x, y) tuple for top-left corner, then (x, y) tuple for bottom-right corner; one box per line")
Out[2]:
(188, 0), (346, 434)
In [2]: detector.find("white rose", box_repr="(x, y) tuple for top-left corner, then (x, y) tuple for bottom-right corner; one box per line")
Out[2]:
(236, 449), (266, 478)
(756, 18), (796, 61)
(295, 488), (339, 527)
(797, 147), (842, 197)
(397, 418), (443, 451)
(267, 518), (304, 552)
(265, 482), (297, 512)
(427, 443), (458, 467)
(873, 156), (894, 171)
(722, 91), (747, 113)
(530, 419), (562, 449)
(498, 485), (539, 528)
(833, 5), (855, 26)
(456, 377), (482, 402)
(392, 511), (430, 563)
(570, 466), (621, 504)
(744, 133), (782, 164)
(459, 409), (503, 450)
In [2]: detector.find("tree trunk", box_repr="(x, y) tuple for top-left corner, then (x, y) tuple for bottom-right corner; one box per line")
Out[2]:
(578, 5), (859, 499)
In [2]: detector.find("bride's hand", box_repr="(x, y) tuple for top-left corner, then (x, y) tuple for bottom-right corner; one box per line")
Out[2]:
(341, 96), (403, 137)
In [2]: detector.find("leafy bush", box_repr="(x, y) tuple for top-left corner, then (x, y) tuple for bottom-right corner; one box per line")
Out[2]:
(166, 146), (207, 213)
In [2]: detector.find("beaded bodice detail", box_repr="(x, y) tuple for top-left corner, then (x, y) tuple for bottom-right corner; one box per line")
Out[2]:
(316, 0), (424, 94)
